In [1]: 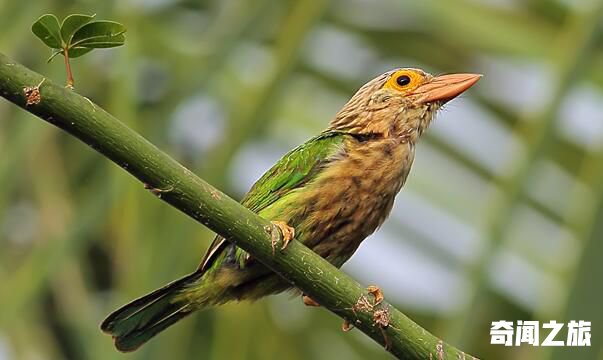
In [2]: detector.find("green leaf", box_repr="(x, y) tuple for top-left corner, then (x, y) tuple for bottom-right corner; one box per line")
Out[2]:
(60, 14), (95, 46)
(68, 47), (94, 58)
(71, 21), (126, 49)
(46, 49), (62, 63)
(76, 33), (126, 48)
(32, 14), (62, 49)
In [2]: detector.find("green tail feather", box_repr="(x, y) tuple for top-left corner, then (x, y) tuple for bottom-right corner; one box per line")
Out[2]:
(100, 272), (203, 352)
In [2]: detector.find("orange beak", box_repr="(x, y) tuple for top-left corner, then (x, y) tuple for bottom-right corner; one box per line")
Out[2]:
(411, 73), (482, 104)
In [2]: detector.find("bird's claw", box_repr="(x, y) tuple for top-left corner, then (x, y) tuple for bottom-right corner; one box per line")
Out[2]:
(367, 285), (384, 306)
(270, 221), (295, 254)
(302, 295), (320, 307)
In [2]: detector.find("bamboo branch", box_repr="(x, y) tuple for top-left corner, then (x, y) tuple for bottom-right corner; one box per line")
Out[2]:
(0, 51), (479, 360)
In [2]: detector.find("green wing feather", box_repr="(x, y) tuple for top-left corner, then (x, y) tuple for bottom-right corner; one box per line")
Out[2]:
(198, 130), (349, 272)
(241, 130), (347, 212)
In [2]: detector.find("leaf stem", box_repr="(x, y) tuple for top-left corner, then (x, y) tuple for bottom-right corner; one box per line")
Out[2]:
(63, 48), (74, 88)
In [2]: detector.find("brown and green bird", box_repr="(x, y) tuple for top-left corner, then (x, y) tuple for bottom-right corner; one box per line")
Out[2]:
(101, 68), (481, 351)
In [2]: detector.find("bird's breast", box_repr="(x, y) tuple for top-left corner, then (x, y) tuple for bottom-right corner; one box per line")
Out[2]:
(294, 137), (414, 266)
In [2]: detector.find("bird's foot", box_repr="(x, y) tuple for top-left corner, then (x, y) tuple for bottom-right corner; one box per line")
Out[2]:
(270, 221), (295, 254)
(302, 294), (320, 307)
(367, 285), (384, 306)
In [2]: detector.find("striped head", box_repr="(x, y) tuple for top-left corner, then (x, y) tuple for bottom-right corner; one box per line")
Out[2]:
(329, 68), (481, 141)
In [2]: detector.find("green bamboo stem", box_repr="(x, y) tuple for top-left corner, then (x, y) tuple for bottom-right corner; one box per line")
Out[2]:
(0, 51), (479, 360)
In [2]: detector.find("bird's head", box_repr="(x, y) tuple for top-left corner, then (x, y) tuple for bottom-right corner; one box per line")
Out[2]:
(329, 68), (481, 141)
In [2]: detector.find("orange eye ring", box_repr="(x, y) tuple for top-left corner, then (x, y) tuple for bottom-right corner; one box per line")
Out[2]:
(384, 69), (424, 92)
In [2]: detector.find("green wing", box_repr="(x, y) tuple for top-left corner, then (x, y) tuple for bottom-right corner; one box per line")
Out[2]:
(241, 131), (347, 212)
(198, 130), (349, 272)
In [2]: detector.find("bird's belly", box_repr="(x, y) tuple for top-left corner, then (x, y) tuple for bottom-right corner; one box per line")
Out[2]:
(296, 187), (397, 268)
(292, 140), (413, 267)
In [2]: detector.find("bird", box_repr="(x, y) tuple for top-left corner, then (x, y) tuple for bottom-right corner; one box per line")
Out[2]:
(101, 68), (481, 352)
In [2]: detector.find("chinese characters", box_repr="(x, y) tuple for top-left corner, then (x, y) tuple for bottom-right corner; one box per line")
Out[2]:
(490, 320), (591, 347)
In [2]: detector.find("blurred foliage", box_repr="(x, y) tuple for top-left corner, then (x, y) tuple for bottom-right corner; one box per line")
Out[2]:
(1, 0), (603, 359)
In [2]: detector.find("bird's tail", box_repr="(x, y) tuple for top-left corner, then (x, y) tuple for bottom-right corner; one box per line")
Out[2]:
(100, 271), (211, 352)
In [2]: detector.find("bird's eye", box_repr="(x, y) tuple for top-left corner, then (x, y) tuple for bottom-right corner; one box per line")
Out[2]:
(396, 75), (411, 87)
(384, 70), (422, 92)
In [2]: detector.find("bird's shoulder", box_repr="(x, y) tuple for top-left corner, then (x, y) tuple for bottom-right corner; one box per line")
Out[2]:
(240, 130), (353, 212)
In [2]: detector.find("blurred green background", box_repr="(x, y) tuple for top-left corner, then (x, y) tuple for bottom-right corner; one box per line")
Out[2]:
(1, 0), (603, 359)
